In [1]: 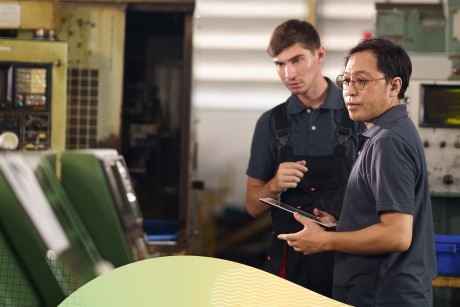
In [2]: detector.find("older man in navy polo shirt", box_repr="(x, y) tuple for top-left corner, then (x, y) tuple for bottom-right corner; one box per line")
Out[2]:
(278, 38), (437, 307)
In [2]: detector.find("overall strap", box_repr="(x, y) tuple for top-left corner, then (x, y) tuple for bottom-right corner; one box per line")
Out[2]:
(273, 102), (293, 157)
(275, 103), (353, 156)
(274, 102), (289, 145)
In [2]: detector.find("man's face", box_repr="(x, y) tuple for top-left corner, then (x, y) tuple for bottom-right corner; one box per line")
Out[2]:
(342, 50), (400, 126)
(273, 42), (323, 95)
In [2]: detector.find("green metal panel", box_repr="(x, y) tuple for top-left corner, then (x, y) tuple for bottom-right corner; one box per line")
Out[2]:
(23, 152), (110, 283)
(0, 230), (40, 307)
(375, 3), (445, 53)
(376, 10), (406, 38)
(405, 9), (445, 53)
(0, 170), (66, 307)
(60, 151), (133, 267)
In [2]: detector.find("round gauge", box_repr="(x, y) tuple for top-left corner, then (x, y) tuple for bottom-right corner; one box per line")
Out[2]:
(0, 131), (19, 150)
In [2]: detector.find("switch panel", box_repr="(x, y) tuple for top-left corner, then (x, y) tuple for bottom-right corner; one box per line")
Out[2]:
(405, 80), (460, 194)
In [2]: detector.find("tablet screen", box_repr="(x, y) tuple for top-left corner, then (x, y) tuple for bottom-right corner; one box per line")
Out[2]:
(259, 197), (336, 228)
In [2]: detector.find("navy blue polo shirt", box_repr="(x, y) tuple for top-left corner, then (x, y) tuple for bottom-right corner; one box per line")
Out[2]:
(333, 104), (437, 306)
(246, 77), (361, 181)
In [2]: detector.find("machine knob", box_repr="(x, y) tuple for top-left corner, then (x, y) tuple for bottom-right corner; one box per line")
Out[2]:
(443, 174), (454, 185)
(0, 131), (19, 150)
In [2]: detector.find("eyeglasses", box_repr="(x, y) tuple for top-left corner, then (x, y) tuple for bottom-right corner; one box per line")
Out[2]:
(336, 74), (386, 90)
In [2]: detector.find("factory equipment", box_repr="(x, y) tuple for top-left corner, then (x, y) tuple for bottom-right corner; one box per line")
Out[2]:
(0, 151), (111, 306)
(404, 80), (460, 196)
(0, 38), (67, 152)
(376, 0), (460, 80)
(60, 149), (149, 267)
(0, 229), (41, 306)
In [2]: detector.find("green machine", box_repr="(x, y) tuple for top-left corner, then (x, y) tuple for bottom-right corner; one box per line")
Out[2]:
(376, 0), (460, 79)
(22, 151), (114, 277)
(60, 149), (149, 268)
(375, 2), (445, 53)
(0, 229), (40, 306)
(0, 151), (112, 306)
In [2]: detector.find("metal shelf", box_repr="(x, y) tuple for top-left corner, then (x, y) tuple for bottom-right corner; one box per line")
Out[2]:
(433, 276), (460, 288)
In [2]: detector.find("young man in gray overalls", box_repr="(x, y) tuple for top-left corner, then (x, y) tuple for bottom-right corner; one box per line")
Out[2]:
(246, 19), (363, 297)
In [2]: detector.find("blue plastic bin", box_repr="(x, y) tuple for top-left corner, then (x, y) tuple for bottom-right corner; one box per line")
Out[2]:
(143, 219), (179, 241)
(435, 234), (460, 277)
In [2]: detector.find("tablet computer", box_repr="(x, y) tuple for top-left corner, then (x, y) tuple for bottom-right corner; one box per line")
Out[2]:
(259, 197), (336, 229)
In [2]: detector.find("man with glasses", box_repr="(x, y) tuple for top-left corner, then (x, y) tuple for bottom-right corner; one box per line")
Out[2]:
(245, 19), (363, 297)
(278, 38), (436, 306)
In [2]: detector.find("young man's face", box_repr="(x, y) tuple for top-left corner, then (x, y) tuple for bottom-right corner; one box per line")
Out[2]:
(272, 42), (324, 95)
(342, 50), (401, 126)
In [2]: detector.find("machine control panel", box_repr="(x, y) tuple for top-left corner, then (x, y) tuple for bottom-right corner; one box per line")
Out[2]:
(0, 63), (51, 151)
(405, 80), (460, 194)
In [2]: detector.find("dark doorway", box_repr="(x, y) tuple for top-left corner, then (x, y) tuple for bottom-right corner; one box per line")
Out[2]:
(121, 9), (186, 222)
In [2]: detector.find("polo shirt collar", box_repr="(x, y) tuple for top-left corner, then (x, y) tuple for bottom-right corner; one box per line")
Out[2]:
(286, 77), (344, 115)
(362, 104), (408, 138)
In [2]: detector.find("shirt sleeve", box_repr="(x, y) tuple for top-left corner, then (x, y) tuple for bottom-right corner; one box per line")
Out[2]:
(246, 110), (278, 181)
(368, 132), (416, 215)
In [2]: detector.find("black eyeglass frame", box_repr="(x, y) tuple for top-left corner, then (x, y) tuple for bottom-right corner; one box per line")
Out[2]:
(336, 74), (386, 90)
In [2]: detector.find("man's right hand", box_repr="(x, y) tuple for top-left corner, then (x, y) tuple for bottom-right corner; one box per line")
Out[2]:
(246, 160), (308, 217)
(270, 160), (308, 193)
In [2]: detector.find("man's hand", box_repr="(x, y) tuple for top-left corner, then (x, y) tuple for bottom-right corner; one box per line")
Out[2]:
(277, 212), (327, 255)
(270, 160), (308, 194)
(246, 160), (307, 217)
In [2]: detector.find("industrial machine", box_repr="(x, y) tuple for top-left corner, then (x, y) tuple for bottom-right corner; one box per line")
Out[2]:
(0, 38), (67, 152)
(404, 80), (460, 238)
(0, 151), (111, 306)
(376, 0), (460, 80)
(0, 228), (41, 306)
(60, 149), (149, 267)
(404, 81), (460, 196)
